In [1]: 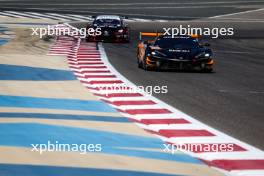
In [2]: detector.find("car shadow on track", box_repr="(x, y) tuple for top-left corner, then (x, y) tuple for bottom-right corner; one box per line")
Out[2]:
(143, 68), (216, 74)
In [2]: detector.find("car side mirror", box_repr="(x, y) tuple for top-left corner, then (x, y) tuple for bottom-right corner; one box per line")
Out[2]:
(204, 43), (210, 47)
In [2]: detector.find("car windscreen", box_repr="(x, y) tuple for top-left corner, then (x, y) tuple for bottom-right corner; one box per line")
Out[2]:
(95, 19), (121, 26)
(154, 37), (199, 49)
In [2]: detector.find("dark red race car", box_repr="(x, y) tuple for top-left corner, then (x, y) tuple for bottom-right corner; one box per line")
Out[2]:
(86, 15), (130, 42)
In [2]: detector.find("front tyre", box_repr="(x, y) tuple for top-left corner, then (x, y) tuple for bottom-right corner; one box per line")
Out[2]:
(137, 57), (143, 68)
(142, 57), (149, 71)
(201, 67), (213, 73)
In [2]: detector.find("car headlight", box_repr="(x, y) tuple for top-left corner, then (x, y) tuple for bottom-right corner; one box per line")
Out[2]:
(205, 53), (210, 57)
(151, 51), (166, 57)
(151, 51), (156, 55)
(195, 52), (211, 58)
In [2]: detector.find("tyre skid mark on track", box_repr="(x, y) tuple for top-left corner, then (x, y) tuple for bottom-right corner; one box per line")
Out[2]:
(47, 24), (264, 176)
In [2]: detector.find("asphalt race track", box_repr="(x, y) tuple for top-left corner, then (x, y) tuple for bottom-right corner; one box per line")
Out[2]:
(0, 0), (264, 20)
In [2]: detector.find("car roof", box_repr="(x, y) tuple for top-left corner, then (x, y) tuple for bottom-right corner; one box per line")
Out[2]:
(96, 15), (121, 20)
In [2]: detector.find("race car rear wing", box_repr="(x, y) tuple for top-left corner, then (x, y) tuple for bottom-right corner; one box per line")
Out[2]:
(139, 32), (200, 40)
(139, 32), (163, 41)
(191, 34), (199, 38)
(91, 15), (128, 19)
